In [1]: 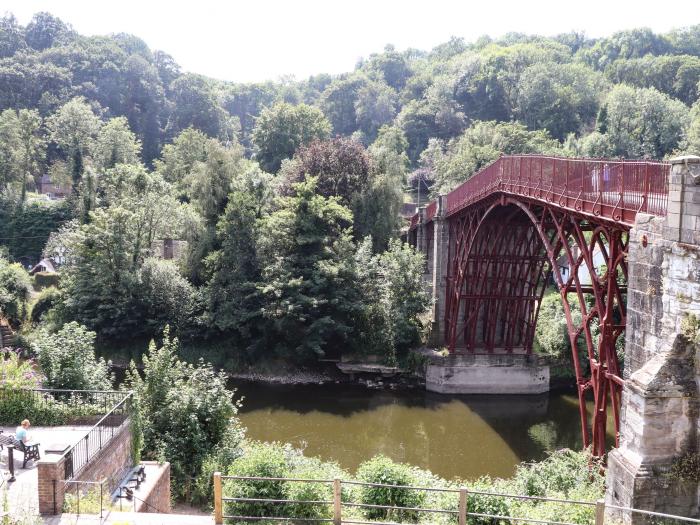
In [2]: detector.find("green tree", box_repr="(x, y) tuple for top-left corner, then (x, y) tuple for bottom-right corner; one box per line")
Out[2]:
(319, 74), (369, 136)
(0, 14), (26, 58)
(57, 167), (188, 338)
(603, 84), (690, 158)
(46, 97), (102, 197)
(94, 116), (142, 172)
(354, 80), (398, 141)
(0, 108), (21, 195)
(683, 102), (700, 155)
(432, 121), (562, 195)
(25, 12), (73, 51)
(516, 63), (606, 140)
(15, 109), (46, 204)
(0, 255), (31, 326)
(32, 322), (113, 390)
(125, 328), (242, 500)
(168, 73), (229, 139)
(205, 190), (262, 337)
(256, 178), (361, 362)
(252, 102), (330, 173)
(154, 127), (210, 188)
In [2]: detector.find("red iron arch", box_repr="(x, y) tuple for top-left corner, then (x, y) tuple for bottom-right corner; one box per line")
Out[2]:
(445, 197), (627, 456)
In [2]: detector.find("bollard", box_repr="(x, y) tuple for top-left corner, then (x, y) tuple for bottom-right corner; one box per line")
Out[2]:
(7, 445), (15, 482)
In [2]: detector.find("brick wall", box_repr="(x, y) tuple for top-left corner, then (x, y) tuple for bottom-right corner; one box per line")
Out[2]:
(76, 420), (133, 491)
(37, 419), (134, 515)
(134, 462), (171, 514)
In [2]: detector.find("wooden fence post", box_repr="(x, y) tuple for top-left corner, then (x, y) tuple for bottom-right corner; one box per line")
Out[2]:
(459, 487), (468, 525)
(214, 472), (223, 525)
(595, 499), (605, 525)
(333, 478), (342, 525)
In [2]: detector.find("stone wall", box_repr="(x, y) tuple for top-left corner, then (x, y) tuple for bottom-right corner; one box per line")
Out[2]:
(134, 462), (171, 514)
(37, 420), (133, 514)
(606, 156), (700, 522)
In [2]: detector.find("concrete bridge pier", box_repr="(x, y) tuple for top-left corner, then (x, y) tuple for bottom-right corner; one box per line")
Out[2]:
(606, 156), (700, 522)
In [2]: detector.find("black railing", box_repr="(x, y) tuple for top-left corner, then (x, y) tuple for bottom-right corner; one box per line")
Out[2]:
(0, 388), (127, 424)
(62, 392), (132, 481)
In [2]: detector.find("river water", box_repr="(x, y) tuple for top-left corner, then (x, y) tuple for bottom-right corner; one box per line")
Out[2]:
(232, 381), (613, 481)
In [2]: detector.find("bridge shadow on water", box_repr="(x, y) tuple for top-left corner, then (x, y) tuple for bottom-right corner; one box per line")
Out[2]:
(232, 380), (614, 480)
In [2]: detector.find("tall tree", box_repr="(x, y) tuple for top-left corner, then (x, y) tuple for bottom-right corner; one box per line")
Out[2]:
(251, 102), (330, 173)
(46, 97), (102, 197)
(15, 109), (46, 204)
(94, 116), (142, 172)
(257, 178), (361, 362)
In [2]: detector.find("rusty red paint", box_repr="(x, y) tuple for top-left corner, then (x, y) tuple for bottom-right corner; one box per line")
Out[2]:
(407, 154), (670, 458)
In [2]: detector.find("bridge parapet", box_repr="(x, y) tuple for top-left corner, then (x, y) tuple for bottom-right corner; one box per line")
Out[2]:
(607, 156), (700, 523)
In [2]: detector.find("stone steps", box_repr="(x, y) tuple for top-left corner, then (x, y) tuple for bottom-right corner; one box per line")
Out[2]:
(0, 321), (15, 347)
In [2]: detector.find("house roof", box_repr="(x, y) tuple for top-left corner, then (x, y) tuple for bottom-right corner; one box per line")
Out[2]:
(29, 258), (56, 274)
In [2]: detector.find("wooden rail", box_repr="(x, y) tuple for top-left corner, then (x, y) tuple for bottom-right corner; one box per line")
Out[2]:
(212, 474), (700, 525)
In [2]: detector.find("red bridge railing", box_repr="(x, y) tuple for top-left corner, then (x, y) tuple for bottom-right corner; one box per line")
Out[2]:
(410, 155), (670, 228)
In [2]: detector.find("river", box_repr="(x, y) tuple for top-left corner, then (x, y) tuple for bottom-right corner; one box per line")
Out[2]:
(232, 381), (613, 481)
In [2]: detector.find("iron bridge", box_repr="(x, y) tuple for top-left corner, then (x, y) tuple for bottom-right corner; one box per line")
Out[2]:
(407, 154), (670, 457)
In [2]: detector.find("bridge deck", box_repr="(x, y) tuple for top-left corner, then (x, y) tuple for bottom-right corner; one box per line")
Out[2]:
(410, 155), (669, 228)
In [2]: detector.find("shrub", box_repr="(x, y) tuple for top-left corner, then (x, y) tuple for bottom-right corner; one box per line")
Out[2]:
(0, 389), (67, 426)
(126, 327), (242, 502)
(62, 484), (114, 515)
(31, 322), (113, 391)
(0, 257), (32, 326)
(0, 350), (42, 389)
(29, 287), (62, 325)
(511, 448), (603, 498)
(33, 272), (60, 291)
(225, 442), (290, 519)
(465, 477), (510, 525)
(356, 455), (426, 522)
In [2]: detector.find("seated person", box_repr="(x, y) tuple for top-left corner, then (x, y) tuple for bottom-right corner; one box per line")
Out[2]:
(15, 419), (31, 444)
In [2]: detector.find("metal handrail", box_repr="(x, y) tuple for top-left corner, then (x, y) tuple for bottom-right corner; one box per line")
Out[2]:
(605, 504), (700, 523)
(466, 488), (597, 506)
(214, 474), (700, 525)
(222, 475), (333, 483)
(341, 479), (459, 493)
(61, 391), (133, 481)
(408, 154), (671, 230)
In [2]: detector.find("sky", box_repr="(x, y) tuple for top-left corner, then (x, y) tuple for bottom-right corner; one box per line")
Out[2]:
(4, 0), (700, 83)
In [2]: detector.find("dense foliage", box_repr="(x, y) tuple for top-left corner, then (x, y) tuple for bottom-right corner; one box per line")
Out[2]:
(31, 321), (112, 390)
(125, 328), (244, 501)
(0, 255), (31, 326)
(221, 441), (603, 525)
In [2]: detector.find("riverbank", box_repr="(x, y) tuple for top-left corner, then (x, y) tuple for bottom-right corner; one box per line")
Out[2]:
(101, 337), (577, 393)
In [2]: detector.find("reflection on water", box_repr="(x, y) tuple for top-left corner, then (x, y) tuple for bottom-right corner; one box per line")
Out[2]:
(233, 382), (614, 481)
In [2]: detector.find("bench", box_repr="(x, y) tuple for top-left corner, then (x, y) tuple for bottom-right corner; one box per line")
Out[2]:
(0, 432), (41, 468)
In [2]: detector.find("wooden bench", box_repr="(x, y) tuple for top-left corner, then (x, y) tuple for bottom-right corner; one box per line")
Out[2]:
(0, 432), (41, 468)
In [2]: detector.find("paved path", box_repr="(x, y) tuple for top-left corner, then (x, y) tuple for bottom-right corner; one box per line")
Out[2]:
(42, 512), (214, 524)
(1, 425), (92, 517)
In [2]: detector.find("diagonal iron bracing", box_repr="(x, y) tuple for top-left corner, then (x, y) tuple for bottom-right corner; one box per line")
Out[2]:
(409, 154), (670, 457)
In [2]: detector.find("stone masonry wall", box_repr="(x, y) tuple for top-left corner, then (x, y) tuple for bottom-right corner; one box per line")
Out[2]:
(606, 157), (700, 522)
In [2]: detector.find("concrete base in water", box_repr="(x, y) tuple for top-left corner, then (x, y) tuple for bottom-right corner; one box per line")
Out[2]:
(425, 354), (550, 394)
